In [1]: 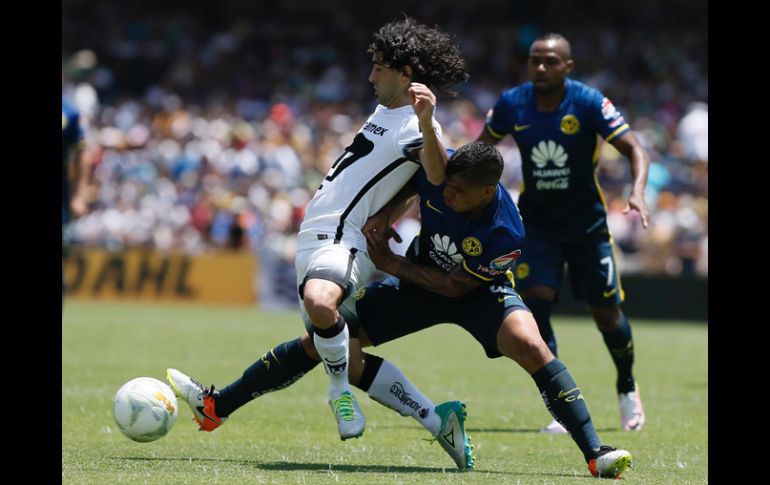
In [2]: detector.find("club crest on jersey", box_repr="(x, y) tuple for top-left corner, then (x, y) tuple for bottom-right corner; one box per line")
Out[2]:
(515, 262), (530, 279)
(462, 237), (482, 256)
(560, 115), (580, 135)
(353, 287), (367, 301)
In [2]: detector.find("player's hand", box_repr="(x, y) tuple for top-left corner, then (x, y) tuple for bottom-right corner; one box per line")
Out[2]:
(70, 195), (88, 217)
(365, 227), (401, 271)
(624, 190), (649, 228)
(363, 212), (390, 238)
(409, 82), (436, 124)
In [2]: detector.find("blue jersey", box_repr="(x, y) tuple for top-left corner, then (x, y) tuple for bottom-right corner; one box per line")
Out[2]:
(409, 167), (526, 286)
(484, 79), (630, 241)
(62, 98), (84, 224)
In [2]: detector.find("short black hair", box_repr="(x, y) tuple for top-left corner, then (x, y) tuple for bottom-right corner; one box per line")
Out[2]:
(368, 16), (469, 96)
(532, 32), (572, 59)
(446, 142), (503, 186)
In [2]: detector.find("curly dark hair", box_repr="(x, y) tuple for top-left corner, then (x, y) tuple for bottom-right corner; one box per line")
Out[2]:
(367, 16), (469, 97)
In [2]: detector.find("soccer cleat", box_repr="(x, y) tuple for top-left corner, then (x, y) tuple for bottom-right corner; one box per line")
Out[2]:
(431, 401), (475, 470)
(618, 386), (646, 431)
(541, 418), (569, 435)
(329, 391), (365, 440)
(166, 368), (226, 432)
(587, 446), (632, 479)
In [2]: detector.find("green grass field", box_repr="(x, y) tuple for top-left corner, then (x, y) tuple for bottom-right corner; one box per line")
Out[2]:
(62, 300), (707, 484)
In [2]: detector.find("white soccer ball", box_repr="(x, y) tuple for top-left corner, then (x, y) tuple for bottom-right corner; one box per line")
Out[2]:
(113, 377), (178, 442)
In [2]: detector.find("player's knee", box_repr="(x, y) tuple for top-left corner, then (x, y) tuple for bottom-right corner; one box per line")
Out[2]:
(303, 281), (341, 326)
(500, 334), (552, 372)
(590, 305), (622, 331)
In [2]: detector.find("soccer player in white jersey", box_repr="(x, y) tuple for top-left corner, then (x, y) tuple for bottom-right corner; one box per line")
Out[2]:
(167, 17), (469, 441)
(297, 17), (469, 440)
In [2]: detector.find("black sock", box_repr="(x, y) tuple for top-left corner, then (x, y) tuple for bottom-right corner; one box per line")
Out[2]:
(314, 316), (346, 338)
(532, 359), (602, 462)
(600, 313), (635, 393)
(215, 337), (320, 417)
(526, 298), (558, 357)
(354, 354), (384, 392)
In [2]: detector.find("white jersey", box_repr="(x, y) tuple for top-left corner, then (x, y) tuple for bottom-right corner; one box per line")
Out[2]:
(298, 104), (442, 252)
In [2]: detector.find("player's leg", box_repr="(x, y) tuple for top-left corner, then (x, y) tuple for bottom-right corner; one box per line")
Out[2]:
(569, 238), (645, 431)
(495, 308), (632, 478)
(341, 279), (475, 469)
(513, 227), (567, 433)
(166, 335), (322, 431)
(297, 244), (373, 440)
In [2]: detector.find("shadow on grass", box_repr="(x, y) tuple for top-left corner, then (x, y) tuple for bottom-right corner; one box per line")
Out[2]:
(465, 427), (617, 434)
(375, 424), (617, 434)
(112, 456), (492, 474)
(111, 457), (596, 478)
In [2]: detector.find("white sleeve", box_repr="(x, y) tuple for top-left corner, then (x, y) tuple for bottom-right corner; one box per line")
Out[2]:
(392, 116), (443, 162)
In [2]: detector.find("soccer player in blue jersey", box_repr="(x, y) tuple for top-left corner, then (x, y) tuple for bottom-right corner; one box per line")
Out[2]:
(167, 143), (633, 478)
(476, 33), (649, 434)
(61, 97), (91, 300)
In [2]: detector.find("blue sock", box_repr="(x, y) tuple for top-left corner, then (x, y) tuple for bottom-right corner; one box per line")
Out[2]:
(532, 359), (602, 462)
(526, 298), (558, 357)
(600, 313), (635, 393)
(216, 337), (320, 417)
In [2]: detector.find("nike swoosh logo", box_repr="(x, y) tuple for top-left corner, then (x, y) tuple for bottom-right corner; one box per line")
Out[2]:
(497, 295), (515, 302)
(196, 406), (221, 424)
(557, 387), (579, 399)
(514, 124), (531, 132)
(603, 288), (618, 298)
(425, 200), (443, 214)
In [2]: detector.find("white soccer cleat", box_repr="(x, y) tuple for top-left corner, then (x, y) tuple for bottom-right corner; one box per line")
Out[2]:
(166, 368), (226, 432)
(588, 446), (632, 478)
(329, 391), (365, 440)
(618, 387), (646, 431)
(541, 418), (569, 435)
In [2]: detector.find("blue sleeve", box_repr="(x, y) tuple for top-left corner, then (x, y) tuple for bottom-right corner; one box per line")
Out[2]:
(461, 231), (524, 282)
(589, 90), (630, 143)
(411, 147), (454, 194)
(484, 93), (515, 140)
(410, 166), (430, 194)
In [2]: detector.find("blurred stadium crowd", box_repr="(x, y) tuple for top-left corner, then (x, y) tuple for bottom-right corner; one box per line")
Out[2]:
(63, 0), (707, 307)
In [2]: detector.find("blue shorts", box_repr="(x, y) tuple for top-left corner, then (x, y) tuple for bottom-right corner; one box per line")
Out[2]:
(512, 224), (625, 306)
(338, 276), (530, 359)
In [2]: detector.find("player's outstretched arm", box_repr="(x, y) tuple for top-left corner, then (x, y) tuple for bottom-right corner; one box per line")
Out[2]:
(610, 132), (650, 228)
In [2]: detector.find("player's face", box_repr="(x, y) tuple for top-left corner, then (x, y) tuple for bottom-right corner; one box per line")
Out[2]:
(369, 52), (406, 107)
(528, 39), (573, 95)
(443, 175), (491, 215)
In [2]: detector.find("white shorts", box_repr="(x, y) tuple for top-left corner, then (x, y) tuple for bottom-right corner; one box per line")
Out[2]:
(295, 242), (375, 327)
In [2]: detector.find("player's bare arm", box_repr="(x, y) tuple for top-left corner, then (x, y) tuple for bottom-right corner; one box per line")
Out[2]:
(363, 184), (418, 243)
(365, 230), (483, 298)
(410, 82), (448, 185)
(610, 132), (650, 228)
